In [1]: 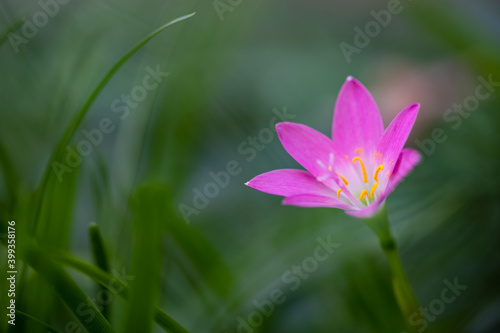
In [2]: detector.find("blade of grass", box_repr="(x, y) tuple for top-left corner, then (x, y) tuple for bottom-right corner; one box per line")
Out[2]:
(89, 223), (112, 320)
(165, 206), (234, 297)
(24, 243), (114, 333)
(0, 140), (19, 206)
(89, 223), (110, 273)
(121, 185), (165, 333)
(15, 310), (64, 333)
(30, 12), (196, 235)
(58, 254), (190, 333)
(23, 154), (80, 332)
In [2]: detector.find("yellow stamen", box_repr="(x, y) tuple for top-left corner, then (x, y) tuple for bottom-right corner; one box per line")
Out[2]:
(337, 189), (342, 198)
(358, 190), (369, 201)
(337, 173), (349, 186)
(352, 157), (368, 183)
(370, 183), (378, 197)
(373, 165), (384, 182)
(328, 166), (332, 171)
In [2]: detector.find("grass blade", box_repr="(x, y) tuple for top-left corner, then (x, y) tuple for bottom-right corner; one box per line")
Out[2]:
(15, 310), (63, 333)
(31, 12), (196, 234)
(22, 155), (80, 332)
(0, 140), (19, 206)
(24, 243), (114, 333)
(121, 185), (165, 333)
(89, 223), (112, 320)
(58, 254), (190, 333)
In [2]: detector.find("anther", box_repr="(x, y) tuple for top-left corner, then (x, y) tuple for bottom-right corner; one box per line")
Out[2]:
(352, 157), (368, 183)
(373, 165), (384, 182)
(370, 183), (378, 197)
(337, 189), (342, 198)
(358, 190), (369, 201)
(337, 173), (349, 186)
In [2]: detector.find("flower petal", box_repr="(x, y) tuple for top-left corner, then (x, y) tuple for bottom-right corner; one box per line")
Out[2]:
(383, 148), (421, 195)
(276, 122), (348, 180)
(375, 103), (419, 179)
(332, 77), (384, 156)
(345, 201), (384, 219)
(282, 194), (353, 210)
(245, 169), (336, 197)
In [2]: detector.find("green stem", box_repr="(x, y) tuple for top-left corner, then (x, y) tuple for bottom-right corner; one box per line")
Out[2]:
(363, 206), (420, 331)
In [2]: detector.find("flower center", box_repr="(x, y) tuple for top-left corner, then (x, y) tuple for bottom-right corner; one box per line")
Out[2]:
(373, 165), (384, 182)
(352, 157), (367, 183)
(316, 153), (386, 207)
(337, 156), (385, 205)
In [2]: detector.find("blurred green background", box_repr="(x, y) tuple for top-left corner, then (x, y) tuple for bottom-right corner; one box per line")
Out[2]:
(1, 0), (499, 332)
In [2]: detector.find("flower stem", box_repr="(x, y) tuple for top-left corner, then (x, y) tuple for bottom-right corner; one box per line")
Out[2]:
(363, 206), (420, 331)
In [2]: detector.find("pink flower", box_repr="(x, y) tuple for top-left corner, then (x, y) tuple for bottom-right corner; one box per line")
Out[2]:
(246, 77), (421, 218)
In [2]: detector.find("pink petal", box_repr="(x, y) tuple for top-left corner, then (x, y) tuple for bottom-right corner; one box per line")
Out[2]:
(375, 104), (419, 178)
(276, 122), (349, 180)
(282, 194), (353, 210)
(245, 169), (336, 197)
(347, 148), (421, 219)
(345, 201), (384, 219)
(332, 77), (384, 156)
(383, 148), (421, 195)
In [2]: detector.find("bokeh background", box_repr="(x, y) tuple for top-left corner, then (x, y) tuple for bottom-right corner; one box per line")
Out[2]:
(1, 0), (500, 332)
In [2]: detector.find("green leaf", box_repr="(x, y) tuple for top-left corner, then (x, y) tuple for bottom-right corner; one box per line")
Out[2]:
(89, 223), (110, 272)
(24, 243), (114, 333)
(0, 141), (19, 205)
(58, 254), (190, 333)
(89, 223), (112, 320)
(30, 12), (196, 236)
(164, 204), (234, 297)
(15, 310), (63, 333)
(20, 155), (80, 332)
(121, 185), (167, 333)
